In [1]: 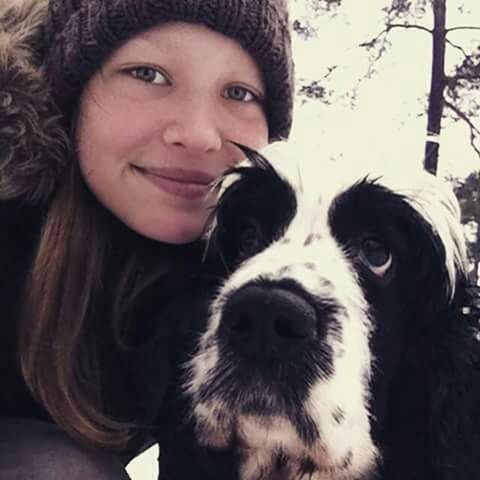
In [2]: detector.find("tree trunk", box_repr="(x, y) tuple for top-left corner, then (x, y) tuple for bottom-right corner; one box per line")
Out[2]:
(424, 0), (447, 175)
(475, 233), (480, 286)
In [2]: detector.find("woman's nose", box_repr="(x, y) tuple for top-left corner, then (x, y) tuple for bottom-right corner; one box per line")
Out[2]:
(161, 102), (223, 155)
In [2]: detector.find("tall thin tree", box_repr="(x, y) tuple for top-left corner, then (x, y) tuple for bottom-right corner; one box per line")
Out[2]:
(424, 0), (447, 174)
(293, 0), (480, 175)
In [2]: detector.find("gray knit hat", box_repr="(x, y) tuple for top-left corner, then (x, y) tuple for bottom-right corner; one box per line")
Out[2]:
(44, 0), (294, 141)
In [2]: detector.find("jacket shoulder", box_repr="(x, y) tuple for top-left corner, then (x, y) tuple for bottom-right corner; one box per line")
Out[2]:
(0, 197), (46, 418)
(0, 198), (43, 278)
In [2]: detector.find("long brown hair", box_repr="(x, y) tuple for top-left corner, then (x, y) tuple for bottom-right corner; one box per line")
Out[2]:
(19, 157), (180, 451)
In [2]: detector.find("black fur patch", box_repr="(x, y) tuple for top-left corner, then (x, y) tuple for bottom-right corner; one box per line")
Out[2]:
(332, 407), (346, 424)
(206, 144), (297, 272)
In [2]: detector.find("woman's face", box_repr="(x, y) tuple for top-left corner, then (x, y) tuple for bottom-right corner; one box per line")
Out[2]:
(76, 22), (268, 244)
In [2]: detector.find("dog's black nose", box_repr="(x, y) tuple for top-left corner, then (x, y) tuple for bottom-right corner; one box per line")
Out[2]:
(219, 284), (317, 360)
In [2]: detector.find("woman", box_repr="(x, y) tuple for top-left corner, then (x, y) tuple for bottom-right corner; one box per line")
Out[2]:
(0, 0), (293, 478)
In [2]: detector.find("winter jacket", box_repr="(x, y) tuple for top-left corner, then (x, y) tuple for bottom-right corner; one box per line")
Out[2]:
(0, 0), (211, 463)
(1, 0), (55, 420)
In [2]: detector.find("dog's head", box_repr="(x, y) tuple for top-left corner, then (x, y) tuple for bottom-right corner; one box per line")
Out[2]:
(184, 143), (474, 480)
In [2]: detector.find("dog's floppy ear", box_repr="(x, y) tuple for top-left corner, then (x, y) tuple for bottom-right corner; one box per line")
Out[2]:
(405, 174), (480, 476)
(0, 0), (69, 204)
(377, 170), (470, 321)
(426, 229), (480, 476)
(204, 144), (297, 272)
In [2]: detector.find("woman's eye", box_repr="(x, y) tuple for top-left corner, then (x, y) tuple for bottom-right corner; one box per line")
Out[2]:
(129, 67), (168, 85)
(359, 237), (392, 277)
(225, 86), (258, 103)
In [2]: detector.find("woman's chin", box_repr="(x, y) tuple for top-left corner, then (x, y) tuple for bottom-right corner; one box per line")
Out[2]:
(134, 220), (206, 245)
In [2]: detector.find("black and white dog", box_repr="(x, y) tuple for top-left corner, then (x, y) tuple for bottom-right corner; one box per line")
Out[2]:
(160, 143), (480, 480)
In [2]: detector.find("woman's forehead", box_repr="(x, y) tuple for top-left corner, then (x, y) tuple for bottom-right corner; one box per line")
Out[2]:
(106, 22), (265, 86)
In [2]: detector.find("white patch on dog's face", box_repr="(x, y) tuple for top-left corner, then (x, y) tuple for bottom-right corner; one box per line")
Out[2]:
(191, 398), (234, 449)
(185, 334), (219, 399)
(184, 141), (467, 479)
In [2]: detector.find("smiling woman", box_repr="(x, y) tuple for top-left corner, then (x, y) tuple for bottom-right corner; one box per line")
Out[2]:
(77, 22), (269, 244)
(0, 0), (293, 479)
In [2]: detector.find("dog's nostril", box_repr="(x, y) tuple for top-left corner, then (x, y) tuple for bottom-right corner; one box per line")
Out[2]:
(230, 314), (253, 335)
(219, 284), (317, 360)
(275, 315), (307, 339)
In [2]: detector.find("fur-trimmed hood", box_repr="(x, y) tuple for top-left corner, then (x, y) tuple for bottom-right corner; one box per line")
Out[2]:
(0, 0), (69, 204)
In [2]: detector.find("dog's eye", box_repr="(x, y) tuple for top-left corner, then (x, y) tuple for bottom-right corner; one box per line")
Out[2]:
(360, 237), (392, 277)
(239, 220), (264, 259)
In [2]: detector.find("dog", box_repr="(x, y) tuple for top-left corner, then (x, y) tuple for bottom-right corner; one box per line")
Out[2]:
(158, 142), (480, 480)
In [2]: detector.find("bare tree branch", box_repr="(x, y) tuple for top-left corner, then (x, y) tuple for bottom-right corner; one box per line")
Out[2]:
(445, 38), (470, 59)
(359, 23), (432, 48)
(387, 23), (432, 33)
(350, 33), (392, 108)
(322, 65), (339, 79)
(444, 99), (480, 157)
(447, 26), (480, 33)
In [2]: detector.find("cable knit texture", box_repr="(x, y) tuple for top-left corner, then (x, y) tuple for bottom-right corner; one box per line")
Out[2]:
(45, 0), (294, 141)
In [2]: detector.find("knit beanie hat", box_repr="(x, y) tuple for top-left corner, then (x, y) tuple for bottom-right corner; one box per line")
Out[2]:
(44, 0), (294, 141)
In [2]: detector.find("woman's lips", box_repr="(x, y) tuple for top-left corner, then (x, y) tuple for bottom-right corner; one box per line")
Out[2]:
(134, 166), (215, 199)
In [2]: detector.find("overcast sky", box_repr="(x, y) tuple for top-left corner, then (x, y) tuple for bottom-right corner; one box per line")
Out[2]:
(288, 0), (480, 179)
